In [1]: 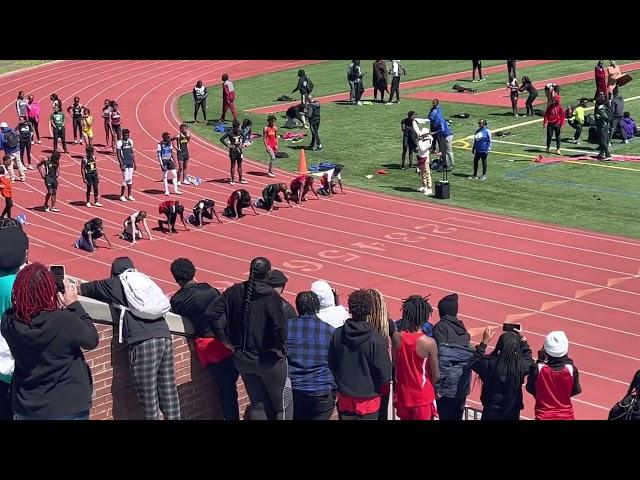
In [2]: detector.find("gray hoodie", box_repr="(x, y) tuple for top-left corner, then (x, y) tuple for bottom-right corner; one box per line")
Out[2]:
(311, 280), (348, 329)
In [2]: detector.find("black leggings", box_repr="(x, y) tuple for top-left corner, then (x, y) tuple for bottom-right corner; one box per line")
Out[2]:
(569, 120), (583, 141)
(526, 91), (538, 116)
(72, 117), (83, 140)
(473, 152), (488, 176)
(19, 141), (31, 165)
(234, 354), (288, 420)
(53, 127), (66, 151)
(354, 82), (363, 103)
(472, 60), (482, 80)
(402, 136), (415, 167)
(546, 124), (562, 149)
(85, 183), (99, 203)
(510, 93), (518, 114)
(1, 197), (12, 218)
(29, 118), (40, 140)
(389, 76), (400, 102)
(194, 100), (207, 121)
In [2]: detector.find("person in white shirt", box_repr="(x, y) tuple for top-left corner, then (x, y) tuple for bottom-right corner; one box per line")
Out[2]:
(387, 60), (403, 104)
(311, 280), (349, 329)
(416, 128), (434, 195)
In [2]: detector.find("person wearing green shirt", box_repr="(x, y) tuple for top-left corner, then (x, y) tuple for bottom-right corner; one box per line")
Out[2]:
(568, 98), (588, 145)
(50, 105), (68, 153)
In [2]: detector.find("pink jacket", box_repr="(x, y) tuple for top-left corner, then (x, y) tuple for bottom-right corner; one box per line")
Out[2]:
(26, 101), (40, 122)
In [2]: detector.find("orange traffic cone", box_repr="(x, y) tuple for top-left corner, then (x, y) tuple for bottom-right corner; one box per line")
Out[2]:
(296, 148), (310, 174)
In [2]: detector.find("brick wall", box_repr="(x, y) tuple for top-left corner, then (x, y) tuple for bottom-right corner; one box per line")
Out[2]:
(85, 324), (251, 420)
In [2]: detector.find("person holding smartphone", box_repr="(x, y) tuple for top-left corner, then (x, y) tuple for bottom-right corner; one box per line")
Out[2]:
(469, 326), (533, 420)
(311, 280), (348, 329)
(1, 263), (99, 420)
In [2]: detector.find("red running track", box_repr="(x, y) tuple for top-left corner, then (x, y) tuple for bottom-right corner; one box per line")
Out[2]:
(4, 60), (640, 419)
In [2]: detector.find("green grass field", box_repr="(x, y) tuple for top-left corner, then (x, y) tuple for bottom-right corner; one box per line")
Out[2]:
(178, 60), (640, 238)
(0, 60), (49, 76)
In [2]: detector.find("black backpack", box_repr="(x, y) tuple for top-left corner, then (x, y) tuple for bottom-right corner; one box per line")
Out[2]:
(3, 130), (18, 148)
(348, 65), (358, 82)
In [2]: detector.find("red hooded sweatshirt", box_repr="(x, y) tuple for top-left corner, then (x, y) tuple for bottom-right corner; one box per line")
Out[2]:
(544, 96), (565, 127)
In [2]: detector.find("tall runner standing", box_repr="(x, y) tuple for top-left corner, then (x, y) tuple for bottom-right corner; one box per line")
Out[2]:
(116, 129), (137, 202)
(158, 132), (181, 196)
(173, 124), (190, 185)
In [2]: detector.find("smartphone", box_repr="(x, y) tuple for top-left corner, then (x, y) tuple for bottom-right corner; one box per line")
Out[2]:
(332, 288), (340, 306)
(50, 265), (65, 294)
(503, 322), (521, 333)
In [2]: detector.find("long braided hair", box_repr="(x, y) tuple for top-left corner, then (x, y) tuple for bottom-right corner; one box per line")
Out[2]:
(11, 262), (57, 324)
(483, 331), (527, 405)
(241, 257), (271, 349)
(365, 288), (389, 340)
(399, 295), (433, 332)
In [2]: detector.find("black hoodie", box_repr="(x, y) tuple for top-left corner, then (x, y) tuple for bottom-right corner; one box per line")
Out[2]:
(79, 257), (171, 345)
(205, 280), (286, 361)
(328, 319), (392, 398)
(1, 302), (99, 417)
(433, 315), (470, 346)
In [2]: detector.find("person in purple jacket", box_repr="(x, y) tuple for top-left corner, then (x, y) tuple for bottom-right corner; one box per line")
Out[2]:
(622, 112), (637, 144)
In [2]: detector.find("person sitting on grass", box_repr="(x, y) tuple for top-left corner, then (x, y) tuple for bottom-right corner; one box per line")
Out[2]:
(158, 200), (189, 235)
(290, 174), (319, 204)
(223, 189), (258, 220)
(256, 183), (291, 212)
(120, 210), (152, 244)
(319, 164), (345, 197)
(74, 217), (111, 253)
(190, 199), (221, 227)
(621, 112), (636, 144)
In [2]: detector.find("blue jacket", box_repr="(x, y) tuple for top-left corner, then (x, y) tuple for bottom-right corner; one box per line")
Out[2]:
(433, 118), (452, 137)
(472, 126), (492, 154)
(0, 127), (19, 154)
(436, 343), (474, 398)
(428, 105), (443, 125)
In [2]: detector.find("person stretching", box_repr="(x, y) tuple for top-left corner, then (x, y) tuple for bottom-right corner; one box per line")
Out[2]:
(157, 132), (181, 196)
(158, 200), (189, 235)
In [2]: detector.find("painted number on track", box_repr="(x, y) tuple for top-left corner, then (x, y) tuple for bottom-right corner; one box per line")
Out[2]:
(282, 260), (324, 272)
(350, 242), (387, 252)
(318, 250), (360, 263)
(384, 232), (426, 243)
(413, 223), (458, 234)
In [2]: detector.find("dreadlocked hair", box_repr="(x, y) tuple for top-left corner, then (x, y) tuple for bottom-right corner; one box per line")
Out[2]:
(241, 257), (272, 340)
(365, 288), (389, 340)
(627, 369), (640, 398)
(399, 295), (433, 332)
(483, 331), (527, 403)
(295, 291), (320, 316)
(11, 262), (57, 324)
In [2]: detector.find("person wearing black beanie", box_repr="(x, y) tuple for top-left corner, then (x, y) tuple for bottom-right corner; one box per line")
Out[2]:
(433, 293), (473, 420)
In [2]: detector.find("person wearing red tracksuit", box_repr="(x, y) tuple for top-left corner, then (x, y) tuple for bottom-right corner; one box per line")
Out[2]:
(526, 331), (582, 420)
(220, 74), (238, 123)
(543, 96), (565, 155)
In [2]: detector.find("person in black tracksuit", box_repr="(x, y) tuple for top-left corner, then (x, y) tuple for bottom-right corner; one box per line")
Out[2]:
(610, 88), (625, 143)
(472, 60), (483, 81)
(292, 69), (311, 104)
(169, 258), (239, 420)
(79, 257), (180, 420)
(519, 76), (538, 117)
(400, 111), (418, 169)
(205, 257), (288, 420)
(307, 97), (322, 151)
(433, 293), (474, 420)
(15, 117), (33, 168)
(328, 289), (392, 420)
(66, 97), (84, 144)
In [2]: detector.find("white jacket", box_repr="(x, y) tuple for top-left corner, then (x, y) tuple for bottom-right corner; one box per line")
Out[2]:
(311, 280), (349, 329)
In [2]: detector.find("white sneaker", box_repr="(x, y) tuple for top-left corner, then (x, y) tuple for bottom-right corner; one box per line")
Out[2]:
(267, 172), (275, 178)
(128, 195), (135, 201)
(120, 196), (128, 202)
(468, 175), (479, 180)
(79, 140), (83, 145)
(94, 202), (103, 207)
(229, 180), (235, 185)
(182, 178), (191, 185)
(74, 139), (78, 144)
(28, 165), (34, 170)
(177, 181), (182, 186)
(417, 186), (426, 192)
(165, 191), (170, 196)
(175, 190), (182, 195)
(424, 188), (433, 195)
(480, 175), (487, 180)
(240, 180), (248, 184)
(86, 202), (92, 208)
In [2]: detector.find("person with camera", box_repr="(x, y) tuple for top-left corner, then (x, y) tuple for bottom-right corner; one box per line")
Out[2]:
(526, 331), (582, 420)
(469, 326), (533, 420)
(1, 263), (99, 420)
(311, 280), (348, 329)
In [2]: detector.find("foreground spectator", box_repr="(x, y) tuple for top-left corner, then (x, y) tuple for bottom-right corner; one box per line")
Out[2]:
(206, 257), (288, 420)
(287, 291), (335, 420)
(311, 280), (348, 328)
(608, 370), (640, 420)
(266, 270), (297, 320)
(433, 293), (474, 420)
(1, 263), (99, 420)
(470, 328), (533, 420)
(329, 289), (392, 420)
(526, 331), (581, 420)
(393, 295), (439, 420)
(169, 258), (239, 420)
(365, 288), (394, 419)
(80, 257), (180, 420)
(0, 219), (29, 420)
